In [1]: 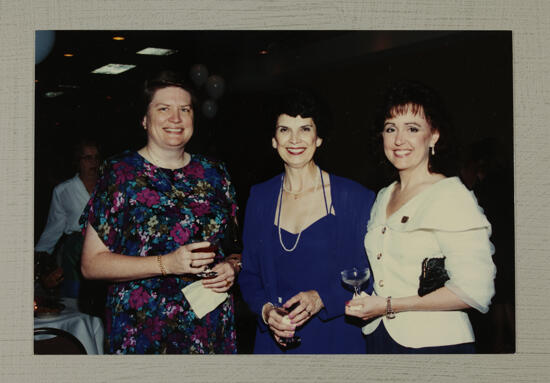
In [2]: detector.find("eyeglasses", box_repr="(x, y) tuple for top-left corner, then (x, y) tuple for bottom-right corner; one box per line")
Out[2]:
(80, 154), (101, 161)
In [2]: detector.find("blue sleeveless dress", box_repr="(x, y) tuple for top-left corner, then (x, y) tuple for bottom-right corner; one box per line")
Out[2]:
(239, 172), (375, 354)
(271, 173), (365, 353)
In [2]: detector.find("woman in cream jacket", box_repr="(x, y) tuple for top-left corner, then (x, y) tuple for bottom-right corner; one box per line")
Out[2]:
(346, 81), (496, 353)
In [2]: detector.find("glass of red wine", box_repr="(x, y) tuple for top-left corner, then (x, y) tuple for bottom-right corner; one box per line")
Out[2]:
(191, 244), (218, 279)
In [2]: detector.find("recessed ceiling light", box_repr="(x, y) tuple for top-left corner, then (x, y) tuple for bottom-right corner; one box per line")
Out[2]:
(137, 47), (177, 56)
(259, 49), (268, 55)
(91, 64), (136, 75)
(64, 53), (74, 57)
(45, 91), (64, 98)
(113, 36), (125, 41)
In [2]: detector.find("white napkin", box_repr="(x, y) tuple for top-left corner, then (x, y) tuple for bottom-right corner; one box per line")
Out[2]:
(181, 280), (228, 319)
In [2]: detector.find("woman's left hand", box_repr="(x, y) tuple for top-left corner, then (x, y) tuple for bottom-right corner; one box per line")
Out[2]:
(345, 293), (386, 320)
(201, 261), (236, 293)
(283, 290), (324, 327)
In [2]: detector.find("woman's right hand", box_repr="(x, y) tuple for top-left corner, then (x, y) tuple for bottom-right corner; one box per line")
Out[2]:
(163, 241), (215, 275)
(262, 303), (296, 346)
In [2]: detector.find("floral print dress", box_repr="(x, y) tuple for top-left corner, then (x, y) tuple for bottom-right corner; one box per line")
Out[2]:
(80, 150), (238, 354)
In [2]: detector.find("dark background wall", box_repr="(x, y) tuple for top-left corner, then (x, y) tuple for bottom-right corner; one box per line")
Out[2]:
(35, 30), (514, 353)
(35, 31), (513, 224)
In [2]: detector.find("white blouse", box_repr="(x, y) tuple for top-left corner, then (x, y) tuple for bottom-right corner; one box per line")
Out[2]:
(35, 174), (91, 254)
(362, 177), (496, 348)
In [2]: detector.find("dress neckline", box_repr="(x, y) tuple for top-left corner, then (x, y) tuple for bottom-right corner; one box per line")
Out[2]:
(275, 211), (334, 235)
(275, 170), (335, 234)
(135, 150), (192, 171)
(384, 176), (454, 221)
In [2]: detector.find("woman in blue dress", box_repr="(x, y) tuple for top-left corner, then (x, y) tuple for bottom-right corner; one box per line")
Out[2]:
(239, 89), (376, 353)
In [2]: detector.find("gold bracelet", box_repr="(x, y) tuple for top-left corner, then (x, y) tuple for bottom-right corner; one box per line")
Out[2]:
(157, 255), (167, 277)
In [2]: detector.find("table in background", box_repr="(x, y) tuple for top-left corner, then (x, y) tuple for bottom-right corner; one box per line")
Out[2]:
(34, 297), (104, 354)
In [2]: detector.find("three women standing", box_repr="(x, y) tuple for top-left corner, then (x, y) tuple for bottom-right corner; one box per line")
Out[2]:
(78, 73), (496, 354)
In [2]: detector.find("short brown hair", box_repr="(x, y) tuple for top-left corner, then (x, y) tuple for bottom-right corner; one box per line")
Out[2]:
(140, 70), (197, 119)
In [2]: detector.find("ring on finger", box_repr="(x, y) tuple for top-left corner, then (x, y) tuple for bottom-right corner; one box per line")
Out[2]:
(226, 280), (231, 287)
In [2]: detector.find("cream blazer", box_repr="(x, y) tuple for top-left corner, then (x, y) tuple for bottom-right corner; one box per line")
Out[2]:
(362, 177), (496, 348)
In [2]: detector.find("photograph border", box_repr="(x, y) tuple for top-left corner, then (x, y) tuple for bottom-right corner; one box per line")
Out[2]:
(1, 1), (549, 381)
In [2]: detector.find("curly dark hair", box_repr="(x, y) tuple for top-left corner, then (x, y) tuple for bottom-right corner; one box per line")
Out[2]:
(373, 80), (458, 178)
(139, 70), (198, 119)
(271, 88), (328, 139)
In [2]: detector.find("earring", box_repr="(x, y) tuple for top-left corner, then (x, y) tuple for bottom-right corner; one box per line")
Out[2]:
(430, 146), (435, 156)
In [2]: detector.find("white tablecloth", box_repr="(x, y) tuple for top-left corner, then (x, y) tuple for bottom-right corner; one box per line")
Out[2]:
(34, 297), (104, 354)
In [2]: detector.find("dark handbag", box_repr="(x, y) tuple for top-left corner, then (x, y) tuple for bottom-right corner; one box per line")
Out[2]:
(418, 257), (450, 297)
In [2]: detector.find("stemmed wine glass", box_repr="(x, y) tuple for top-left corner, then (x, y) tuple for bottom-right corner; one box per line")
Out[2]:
(273, 296), (301, 347)
(192, 243), (219, 279)
(341, 267), (371, 296)
(192, 221), (220, 279)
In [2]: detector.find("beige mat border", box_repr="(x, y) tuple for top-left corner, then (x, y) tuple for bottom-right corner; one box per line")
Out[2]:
(1, 0), (548, 381)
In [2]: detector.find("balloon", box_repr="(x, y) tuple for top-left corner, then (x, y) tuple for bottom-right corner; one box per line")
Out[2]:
(202, 100), (218, 119)
(189, 64), (209, 87)
(35, 30), (56, 64)
(205, 75), (225, 100)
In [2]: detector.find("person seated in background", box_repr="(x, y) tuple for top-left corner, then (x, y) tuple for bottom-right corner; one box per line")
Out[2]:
(35, 139), (103, 313)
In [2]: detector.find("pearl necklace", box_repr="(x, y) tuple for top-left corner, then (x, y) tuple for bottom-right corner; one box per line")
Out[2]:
(277, 166), (322, 252)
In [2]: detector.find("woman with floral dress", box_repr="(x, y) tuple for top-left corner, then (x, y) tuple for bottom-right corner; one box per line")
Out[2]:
(80, 71), (241, 354)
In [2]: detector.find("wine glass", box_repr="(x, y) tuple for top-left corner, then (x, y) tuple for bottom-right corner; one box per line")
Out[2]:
(341, 267), (370, 296)
(192, 243), (219, 279)
(273, 297), (301, 347)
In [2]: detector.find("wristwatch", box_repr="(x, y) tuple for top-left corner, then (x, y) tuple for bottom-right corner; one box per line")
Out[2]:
(386, 296), (396, 319)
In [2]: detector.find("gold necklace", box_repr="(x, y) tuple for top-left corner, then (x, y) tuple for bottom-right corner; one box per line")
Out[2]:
(283, 171), (319, 200)
(145, 147), (187, 169)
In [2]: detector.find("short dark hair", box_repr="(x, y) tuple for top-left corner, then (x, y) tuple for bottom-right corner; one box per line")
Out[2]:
(140, 70), (197, 119)
(373, 80), (458, 177)
(271, 88), (327, 138)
